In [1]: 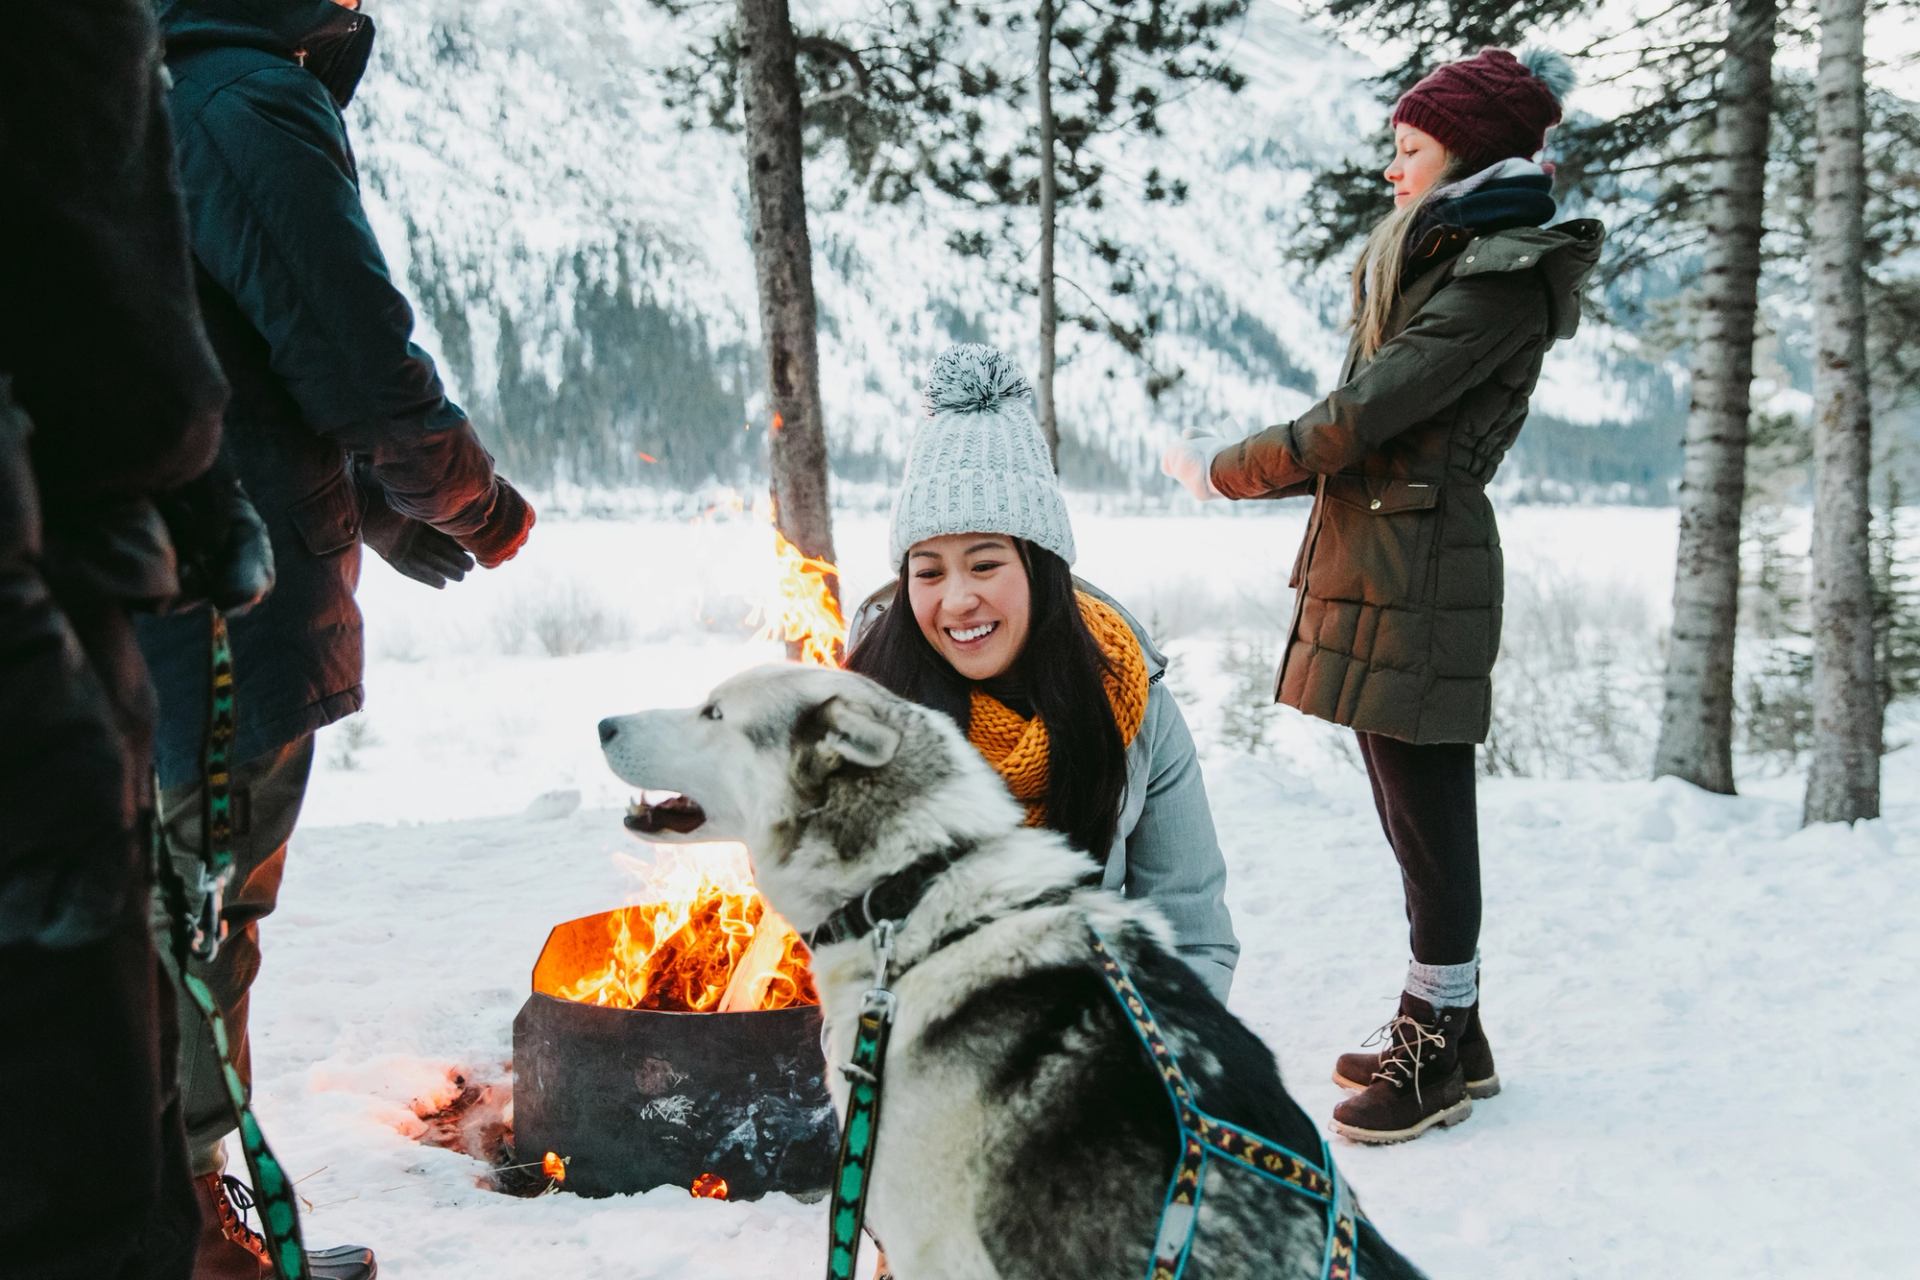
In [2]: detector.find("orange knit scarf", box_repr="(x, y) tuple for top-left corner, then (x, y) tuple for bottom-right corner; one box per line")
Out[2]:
(967, 593), (1150, 829)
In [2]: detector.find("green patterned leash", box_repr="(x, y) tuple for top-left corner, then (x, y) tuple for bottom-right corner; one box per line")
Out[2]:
(152, 609), (310, 1280)
(824, 920), (897, 1280)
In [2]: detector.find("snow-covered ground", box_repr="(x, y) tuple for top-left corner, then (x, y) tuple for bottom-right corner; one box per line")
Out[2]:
(239, 506), (1917, 1278)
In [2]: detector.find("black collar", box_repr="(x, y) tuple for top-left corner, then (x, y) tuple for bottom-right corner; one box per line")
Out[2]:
(804, 841), (974, 951)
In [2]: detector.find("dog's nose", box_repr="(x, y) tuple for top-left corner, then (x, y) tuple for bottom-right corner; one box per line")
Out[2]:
(597, 718), (619, 745)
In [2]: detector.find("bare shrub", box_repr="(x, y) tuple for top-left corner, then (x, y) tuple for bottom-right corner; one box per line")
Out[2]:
(326, 717), (381, 772)
(1215, 632), (1285, 758)
(494, 579), (632, 657)
(1736, 647), (1814, 773)
(371, 618), (428, 664)
(1481, 568), (1663, 780)
(1129, 577), (1290, 645)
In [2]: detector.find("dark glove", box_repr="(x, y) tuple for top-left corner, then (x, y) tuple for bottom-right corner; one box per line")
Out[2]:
(154, 451), (275, 616)
(361, 486), (474, 589)
(457, 478), (535, 569)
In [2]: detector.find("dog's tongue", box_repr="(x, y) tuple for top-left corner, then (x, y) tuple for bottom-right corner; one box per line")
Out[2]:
(625, 793), (706, 835)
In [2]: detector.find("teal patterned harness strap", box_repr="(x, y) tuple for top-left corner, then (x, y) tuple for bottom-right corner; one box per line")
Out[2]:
(1087, 929), (1360, 1280)
(152, 610), (311, 1280)
(824, 1000), (894, 1280)
(823, 918), (899, 1280)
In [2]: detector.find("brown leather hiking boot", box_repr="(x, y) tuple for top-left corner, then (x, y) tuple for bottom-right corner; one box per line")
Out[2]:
(1334, 998), (1500, 1099)
(192, 1172), (378, 1280)
(1329, 995), (1474, 1145)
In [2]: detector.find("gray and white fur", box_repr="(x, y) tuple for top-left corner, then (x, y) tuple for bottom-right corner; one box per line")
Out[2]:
(600, 665), (1425, 1279)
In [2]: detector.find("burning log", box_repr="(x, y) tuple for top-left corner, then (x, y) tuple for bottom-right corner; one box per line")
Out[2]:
(511, 854), (835, 1200)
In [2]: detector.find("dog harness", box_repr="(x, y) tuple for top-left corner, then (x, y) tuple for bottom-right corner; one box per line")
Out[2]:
(1089, 930), (1361, 1280)
(812, 856), (1361, 1280)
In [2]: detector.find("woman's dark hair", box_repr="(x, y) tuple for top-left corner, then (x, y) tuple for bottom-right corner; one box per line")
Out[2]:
(844, 542), (1129, 857)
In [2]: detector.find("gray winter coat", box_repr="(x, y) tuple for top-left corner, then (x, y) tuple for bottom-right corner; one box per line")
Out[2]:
(847, 584), (1240, 999)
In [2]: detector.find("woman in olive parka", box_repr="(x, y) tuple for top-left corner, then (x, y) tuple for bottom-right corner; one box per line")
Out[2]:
(1163, 46), (1602, 1144)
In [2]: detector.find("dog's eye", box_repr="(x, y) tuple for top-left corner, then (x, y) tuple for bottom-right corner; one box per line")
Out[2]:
(700, 703), (723, 722)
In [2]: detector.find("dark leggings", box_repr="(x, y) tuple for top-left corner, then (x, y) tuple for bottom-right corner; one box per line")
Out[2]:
(1355, 732), (1481, 967)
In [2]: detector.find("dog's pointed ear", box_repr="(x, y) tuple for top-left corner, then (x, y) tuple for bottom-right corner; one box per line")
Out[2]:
(808, 695), (902, 772)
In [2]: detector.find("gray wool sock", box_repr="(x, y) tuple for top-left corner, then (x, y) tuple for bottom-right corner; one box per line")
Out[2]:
(1405, 958), (1478, 1009)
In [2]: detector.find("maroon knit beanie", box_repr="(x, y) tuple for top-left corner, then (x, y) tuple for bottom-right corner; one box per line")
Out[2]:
(1392, 48), (1569, 172)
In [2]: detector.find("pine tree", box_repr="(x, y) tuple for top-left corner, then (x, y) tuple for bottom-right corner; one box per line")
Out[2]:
(1292, 0), (1727, 290)
(1802, 0), (1877, 824)
(874, 0), (1252, 468)
(1872, 478), (1920, 726)
(1648, 0), (1779, 795)
(651, 0), (1246, 474)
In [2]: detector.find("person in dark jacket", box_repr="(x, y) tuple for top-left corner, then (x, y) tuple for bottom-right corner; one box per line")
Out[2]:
(136, 2), (535, 1274)
(1163, 48), (1603, 1143)
(0, 2), (268, 1276)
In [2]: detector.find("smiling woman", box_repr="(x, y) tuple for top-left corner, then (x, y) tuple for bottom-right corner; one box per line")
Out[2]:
(844, 345), (1239, 999)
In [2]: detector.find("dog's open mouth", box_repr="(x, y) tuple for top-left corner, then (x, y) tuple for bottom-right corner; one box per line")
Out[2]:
(624, 790), (708, 836)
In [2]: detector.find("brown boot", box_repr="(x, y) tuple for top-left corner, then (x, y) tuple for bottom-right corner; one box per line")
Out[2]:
(192, 1172), (378, 1280)
(1334, 998), (1500, 1099)
(1329, 995), (1474, 1145)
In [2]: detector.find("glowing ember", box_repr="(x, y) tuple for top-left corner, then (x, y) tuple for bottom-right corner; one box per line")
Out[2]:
(754, 503), (847, 667)
(690, 1172), (729, 1199)
(550, 849), (816, 1013)
(542, 1152), (566, 1183)
(691, 488), (748, 525)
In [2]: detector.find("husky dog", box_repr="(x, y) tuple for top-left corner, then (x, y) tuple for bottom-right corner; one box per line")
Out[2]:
(599, 664), (1425, 1280)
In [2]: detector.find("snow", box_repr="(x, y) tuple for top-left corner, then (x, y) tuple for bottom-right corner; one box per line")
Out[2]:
(236, 506), (1917, 1278)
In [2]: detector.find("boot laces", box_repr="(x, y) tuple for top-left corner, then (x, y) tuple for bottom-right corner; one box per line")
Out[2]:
(1367, 1014), (1448, 1106)
(217, 1173), (272, 1262)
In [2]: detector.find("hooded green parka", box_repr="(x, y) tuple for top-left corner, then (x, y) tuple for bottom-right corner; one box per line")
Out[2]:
(1210, 219), (1604, 744)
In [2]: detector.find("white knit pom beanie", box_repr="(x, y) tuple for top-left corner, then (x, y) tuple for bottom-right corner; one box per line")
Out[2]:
(887, 344), (1076, 567)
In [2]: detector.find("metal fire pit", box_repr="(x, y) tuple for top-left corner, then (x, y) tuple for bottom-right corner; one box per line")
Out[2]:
(511, 908), (836, 1200)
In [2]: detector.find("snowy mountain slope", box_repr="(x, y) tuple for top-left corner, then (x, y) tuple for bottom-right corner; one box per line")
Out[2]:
(350, 0), (1673, 493)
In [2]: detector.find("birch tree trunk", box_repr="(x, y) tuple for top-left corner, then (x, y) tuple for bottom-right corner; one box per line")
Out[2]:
(739, 0), (839, 629)
(1035, 0), (1062, 473)
(1804, 0), (1879, 824)
(1652, 0), (1778, 793)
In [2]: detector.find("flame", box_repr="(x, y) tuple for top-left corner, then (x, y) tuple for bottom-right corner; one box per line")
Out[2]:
(542, 1152), (567, 1183)
(554, 489), (843, 1021)
(754, 503), (847, 667)
(553, 848), (817, 1013)
(690, 1172), (729, 1199)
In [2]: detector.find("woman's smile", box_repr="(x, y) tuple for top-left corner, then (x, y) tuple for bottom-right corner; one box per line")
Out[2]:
(932, 610), (1011, 673)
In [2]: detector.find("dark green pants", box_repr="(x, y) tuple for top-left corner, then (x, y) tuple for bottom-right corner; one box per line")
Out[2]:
(154, 734), (314, 1176)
